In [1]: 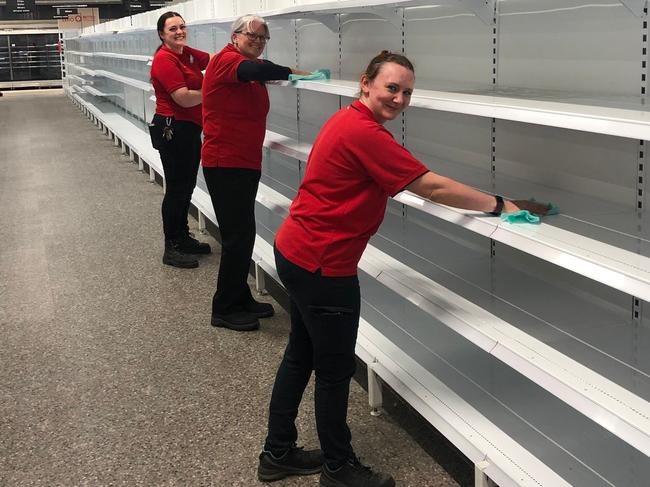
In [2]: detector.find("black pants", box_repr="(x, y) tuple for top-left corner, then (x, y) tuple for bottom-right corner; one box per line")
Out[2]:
(151, 114), (202, 242)
(265, 246), (360, 466)
(203, 167), (261, 314)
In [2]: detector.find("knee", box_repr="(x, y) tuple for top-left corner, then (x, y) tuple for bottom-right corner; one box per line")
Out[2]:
(314, 354), (357, 388)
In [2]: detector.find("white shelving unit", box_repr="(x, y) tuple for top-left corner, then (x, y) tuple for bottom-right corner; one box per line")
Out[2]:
(64, 1), (650, 485)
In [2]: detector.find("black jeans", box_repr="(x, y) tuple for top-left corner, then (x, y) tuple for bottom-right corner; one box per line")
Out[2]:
(150, 114), (201, 242)
(265, 246), (360, 466)
(203, 167), (261, 314)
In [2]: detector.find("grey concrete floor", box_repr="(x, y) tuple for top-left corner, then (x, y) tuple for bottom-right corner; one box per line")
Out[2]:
(0, 89), (461, 486)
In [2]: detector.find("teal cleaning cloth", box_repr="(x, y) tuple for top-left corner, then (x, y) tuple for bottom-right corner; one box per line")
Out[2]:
(529, 198), (560, 216)
(288, 69), (331, 81)
(501, 210), (540, 224)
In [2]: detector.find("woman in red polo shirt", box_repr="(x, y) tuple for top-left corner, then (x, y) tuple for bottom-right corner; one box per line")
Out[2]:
(201, 14), (310, 332)
(150, 11), (211, 269)
(258, 52), (548, 487)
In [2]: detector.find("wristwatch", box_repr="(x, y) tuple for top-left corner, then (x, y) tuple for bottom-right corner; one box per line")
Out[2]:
(490, 195), (504, 216)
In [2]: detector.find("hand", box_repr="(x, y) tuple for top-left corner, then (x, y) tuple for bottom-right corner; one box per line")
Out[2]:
(508, 199), (550, 216)
(291, 68), (312, 76)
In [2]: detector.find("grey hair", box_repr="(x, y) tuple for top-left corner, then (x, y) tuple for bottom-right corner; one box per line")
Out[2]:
(230, 14), (269, 38)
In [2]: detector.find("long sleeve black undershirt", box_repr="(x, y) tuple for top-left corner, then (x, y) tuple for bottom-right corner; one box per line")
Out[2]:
(237, 59), (291, 82)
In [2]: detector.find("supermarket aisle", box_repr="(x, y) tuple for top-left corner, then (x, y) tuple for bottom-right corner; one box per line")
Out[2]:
(0, 90), (463, 486)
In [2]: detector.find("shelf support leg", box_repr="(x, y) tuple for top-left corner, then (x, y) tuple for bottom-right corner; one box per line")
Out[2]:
(198, 210), (206, 234)
(255, 262), (268, 295)
(368, 361), (382, 416)
(475, 461), (496, 487)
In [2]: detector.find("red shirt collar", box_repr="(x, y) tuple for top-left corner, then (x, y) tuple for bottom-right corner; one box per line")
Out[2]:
(351, 99), (379, 123)
(160, 44), (188, 60)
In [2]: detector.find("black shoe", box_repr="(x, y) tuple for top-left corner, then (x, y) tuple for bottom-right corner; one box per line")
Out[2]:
(163, 242), (199, 268)
(244, 300), (275, 318)
(211, 310), (260, 331)
(320, 457), (395, 487)
(257, 446), (323, 482)
(177, 232), (211, 254)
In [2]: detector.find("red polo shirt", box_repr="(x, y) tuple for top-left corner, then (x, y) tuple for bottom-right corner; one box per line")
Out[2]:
(276, 100), (429, 277)
(150, 45), (209, 127)
(201, 44), (270, 169)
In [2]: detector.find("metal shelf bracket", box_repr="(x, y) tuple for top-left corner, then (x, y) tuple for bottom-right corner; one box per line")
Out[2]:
(621, 0), (647, 17)
(459, 0), (496, 25)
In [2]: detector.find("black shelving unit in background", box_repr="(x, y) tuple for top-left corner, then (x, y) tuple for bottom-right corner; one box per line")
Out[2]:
(0, 32), (62, 90)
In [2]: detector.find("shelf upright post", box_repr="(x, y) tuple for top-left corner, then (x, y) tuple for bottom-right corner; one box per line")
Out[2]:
(489, 0), (499, 291)
(633, 4), (649, 401)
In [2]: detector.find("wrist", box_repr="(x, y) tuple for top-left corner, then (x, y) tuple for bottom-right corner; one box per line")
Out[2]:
(489, 195), (504, 216)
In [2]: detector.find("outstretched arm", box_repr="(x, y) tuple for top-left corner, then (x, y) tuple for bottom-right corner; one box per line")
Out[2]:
(405, 171), (548, 215)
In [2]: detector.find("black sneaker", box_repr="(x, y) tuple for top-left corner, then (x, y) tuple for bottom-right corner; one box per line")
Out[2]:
(211, 310), (260, 331)
(177, 232), (211, 254)
(163, 242), (199, 268)
(244, 300), (275, 318)
(320, 457), (395, 487)
(257, 446), (323, 482)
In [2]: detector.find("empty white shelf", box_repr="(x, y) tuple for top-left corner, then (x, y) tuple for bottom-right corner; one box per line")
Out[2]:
(94, 70), (152, 92)
(67, 62), (97, 77)
(66, 74), (87, 84)
(263, 130), (313, 160)
(275, 79), (650, 140)
(81, 85), (124, 99)
(67, 50), (153, 62)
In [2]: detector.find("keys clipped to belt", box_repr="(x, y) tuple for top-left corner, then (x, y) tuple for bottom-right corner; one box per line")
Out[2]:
(163, 117), (174, 141)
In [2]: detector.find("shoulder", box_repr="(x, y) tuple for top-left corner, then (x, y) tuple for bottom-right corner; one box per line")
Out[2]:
(152, 48), (177, 67)
(151, 49), (179, 75)
(153, 47), (175, 62)
(338, 106), (388, 137)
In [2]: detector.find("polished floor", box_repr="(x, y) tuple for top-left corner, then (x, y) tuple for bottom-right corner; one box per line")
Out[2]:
(0, 89), (462, 486)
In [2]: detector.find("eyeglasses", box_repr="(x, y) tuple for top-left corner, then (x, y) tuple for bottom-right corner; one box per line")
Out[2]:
(235, 31), (270, 43)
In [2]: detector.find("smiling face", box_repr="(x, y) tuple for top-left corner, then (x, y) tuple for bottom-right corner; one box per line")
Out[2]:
(232, 20), (268, 60)
(359, 62), (414, 124)
(159, 15), (186, 52)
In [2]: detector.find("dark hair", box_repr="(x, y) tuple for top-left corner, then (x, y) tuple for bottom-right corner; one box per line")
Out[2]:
(362, 50), (415, 81)
(155, 11), (184, 53)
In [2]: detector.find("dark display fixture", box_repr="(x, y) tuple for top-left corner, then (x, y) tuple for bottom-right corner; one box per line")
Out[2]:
(0, 33), (61, 84)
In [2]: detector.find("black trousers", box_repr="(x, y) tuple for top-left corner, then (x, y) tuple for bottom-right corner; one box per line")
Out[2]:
(203, 167), (261, 314)
(151, 114), (202, 242)
(265, 246), (360, 466)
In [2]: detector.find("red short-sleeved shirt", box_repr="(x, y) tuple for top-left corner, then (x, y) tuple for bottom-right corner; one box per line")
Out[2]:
(201, 44), (270, 169)
(150, 45), (209, 127)
(276, 100), (429, 277)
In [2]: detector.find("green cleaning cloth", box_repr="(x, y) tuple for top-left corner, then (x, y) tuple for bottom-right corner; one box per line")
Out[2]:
(288, 69), (331, 81)
(501, 210), (540, 224)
